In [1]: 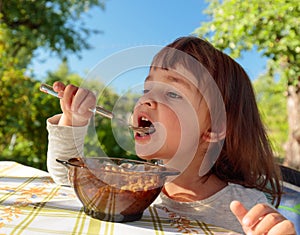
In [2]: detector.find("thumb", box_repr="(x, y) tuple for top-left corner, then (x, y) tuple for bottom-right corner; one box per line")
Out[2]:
(230, 200), (248, 225)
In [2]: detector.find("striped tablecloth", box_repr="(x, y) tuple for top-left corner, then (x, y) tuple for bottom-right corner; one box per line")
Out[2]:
(0, 161), (239, 235)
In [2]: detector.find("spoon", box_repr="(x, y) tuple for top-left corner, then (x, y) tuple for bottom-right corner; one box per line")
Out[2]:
(39, 83), (155, 135)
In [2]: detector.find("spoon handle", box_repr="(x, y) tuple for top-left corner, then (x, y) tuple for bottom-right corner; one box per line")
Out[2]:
(39, 83), (155, 134)
(39, 83), (114, 119)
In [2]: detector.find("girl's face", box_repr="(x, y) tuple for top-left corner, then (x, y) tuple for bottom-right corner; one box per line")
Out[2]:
(133, 66), (211, 167)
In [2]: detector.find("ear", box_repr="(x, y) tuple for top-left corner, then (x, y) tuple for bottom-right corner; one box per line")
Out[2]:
(202, 129), (226, 143)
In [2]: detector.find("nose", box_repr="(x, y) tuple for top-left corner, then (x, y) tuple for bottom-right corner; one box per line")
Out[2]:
(138, 95), (157, 109)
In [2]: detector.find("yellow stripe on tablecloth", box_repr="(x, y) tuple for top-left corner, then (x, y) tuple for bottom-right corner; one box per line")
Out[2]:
(152, 206), (165, 234)
(0, 162), (19, 176)
(72, 207), (117, 235)
(103, 219), (115, 235)
(196, 221), (214, 235)
(149, 206), (165, 235)
(79, 214), (88, 234)
(87, 217), (102, 234)
(0, 176), (36, 203)
(72, 207), (87, 234)
(10, 185), (61, 235)
(78, 211), (87, 234)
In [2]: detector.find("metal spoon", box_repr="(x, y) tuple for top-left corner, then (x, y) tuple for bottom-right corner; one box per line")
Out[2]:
(39, 83), (155, 134)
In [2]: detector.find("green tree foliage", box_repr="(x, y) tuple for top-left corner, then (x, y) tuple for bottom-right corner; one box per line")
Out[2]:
(195, 0), (300, 167)
(253, 71), (288, 158)
(0, 0), (107, 169)
(195, 0), (299, 79)
(0, 71), (61, 169)
(0, 0), (105, 69)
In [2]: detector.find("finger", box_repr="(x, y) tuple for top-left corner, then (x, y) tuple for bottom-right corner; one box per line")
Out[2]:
(230, 200), (248, 225)
(242, 203), (275, 227)
(252, 212), (288, 234)
(267, 219), (296, 235)
(71, 88), (90, 114)
(62, 84), (78, 110)
(79, 91), (96, 115)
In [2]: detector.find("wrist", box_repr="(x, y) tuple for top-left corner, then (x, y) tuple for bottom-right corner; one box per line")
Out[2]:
(58, 114), (88, 127)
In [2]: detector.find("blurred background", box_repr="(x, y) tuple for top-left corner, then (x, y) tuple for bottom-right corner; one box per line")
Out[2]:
(0, 0), (299, 173)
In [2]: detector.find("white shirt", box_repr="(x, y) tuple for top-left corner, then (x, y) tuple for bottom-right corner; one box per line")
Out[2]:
(153, 184), (268, 233)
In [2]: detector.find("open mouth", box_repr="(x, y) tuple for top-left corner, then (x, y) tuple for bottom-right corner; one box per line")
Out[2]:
(137, 116), (156, 137)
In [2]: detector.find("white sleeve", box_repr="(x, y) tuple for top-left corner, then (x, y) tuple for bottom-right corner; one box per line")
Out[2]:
(46, 114), (88, 186)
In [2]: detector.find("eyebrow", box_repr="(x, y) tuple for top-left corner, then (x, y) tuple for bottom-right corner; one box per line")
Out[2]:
(145, 74), (192, 90)
(166, 75), (192, 90)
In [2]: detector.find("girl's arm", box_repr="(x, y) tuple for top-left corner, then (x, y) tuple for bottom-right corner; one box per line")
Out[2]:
(46, 82), (96, 185)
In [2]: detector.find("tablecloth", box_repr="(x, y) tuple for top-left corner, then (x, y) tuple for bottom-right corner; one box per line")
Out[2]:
(0, 161), (239, 235)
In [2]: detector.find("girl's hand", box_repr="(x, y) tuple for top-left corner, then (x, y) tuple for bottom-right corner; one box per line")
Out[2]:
(230, 200), (296, 235)
(53, 81), (96, 127)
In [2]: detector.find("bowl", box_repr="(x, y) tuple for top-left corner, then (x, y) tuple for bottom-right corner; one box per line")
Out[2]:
(56, 157), (180, 222)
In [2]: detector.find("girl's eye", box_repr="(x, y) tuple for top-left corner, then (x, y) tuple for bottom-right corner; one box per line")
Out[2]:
(167, 91), (182, 99)
(143, 89), (150, 94)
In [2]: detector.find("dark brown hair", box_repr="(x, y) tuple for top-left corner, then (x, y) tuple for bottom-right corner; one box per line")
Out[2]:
(152, 36), (282, 207)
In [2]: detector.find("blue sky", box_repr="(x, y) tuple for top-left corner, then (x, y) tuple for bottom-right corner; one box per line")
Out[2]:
(30, 0), (266, 91)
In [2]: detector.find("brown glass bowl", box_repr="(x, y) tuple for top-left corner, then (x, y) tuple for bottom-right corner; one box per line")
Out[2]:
(56, 157), (179, 222)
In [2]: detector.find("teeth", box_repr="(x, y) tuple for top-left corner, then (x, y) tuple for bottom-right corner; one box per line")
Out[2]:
(139, 132), (147, 137)
(141, 117), (149, 121)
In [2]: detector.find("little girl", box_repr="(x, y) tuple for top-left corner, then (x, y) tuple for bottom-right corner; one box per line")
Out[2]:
(46, 36), (296, 234)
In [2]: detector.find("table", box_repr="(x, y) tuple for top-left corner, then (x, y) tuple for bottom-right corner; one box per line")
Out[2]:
(0, 161), (239, 235)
